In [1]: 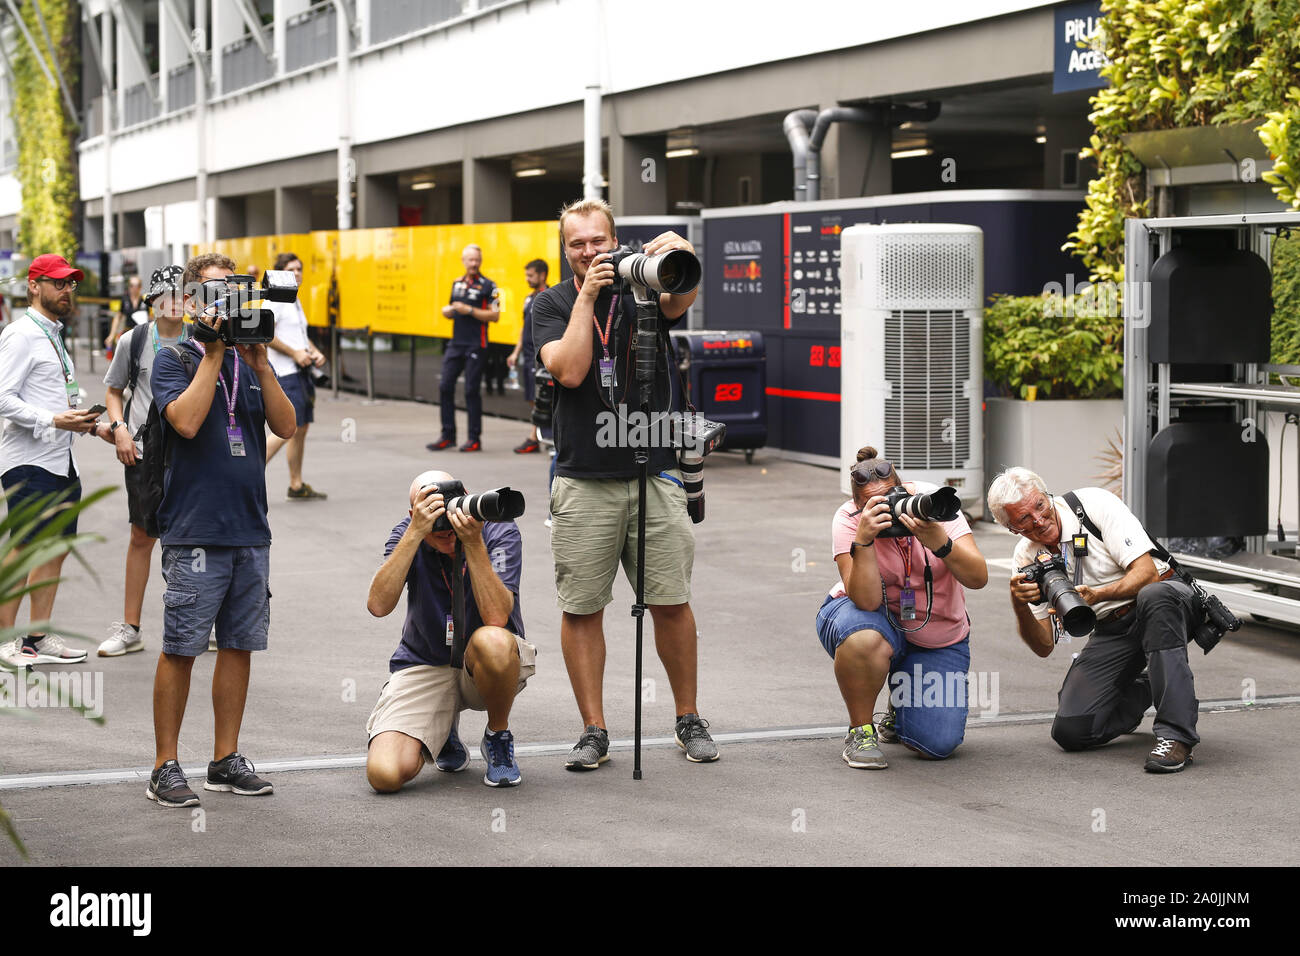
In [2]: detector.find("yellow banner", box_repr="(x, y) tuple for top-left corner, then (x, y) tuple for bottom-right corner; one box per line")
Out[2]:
(197, 221), (559, 343)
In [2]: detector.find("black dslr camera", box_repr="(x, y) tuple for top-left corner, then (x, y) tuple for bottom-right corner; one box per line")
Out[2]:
(421, 480), (525, 532)
(672, 413), (727, 524)
(191, 270), (298, 346)
(875, 485), (962, 539)
(1185, 579), (1241, 654)
(1018, 550), (1097, 637)
(532, 365), (555, 431)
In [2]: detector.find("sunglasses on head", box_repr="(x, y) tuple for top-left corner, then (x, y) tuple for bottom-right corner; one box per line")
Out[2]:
(850, 459), (894, 485)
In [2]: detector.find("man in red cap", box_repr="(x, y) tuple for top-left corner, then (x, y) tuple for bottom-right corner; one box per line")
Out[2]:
(0, 254), (103, 669)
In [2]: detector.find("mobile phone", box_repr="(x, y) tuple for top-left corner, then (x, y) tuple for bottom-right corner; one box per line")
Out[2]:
(87, 403), (107, 416)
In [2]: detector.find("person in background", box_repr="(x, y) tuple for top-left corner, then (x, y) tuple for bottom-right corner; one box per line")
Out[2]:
(428, 244), (499, 454)
(265, 252), (328, 500)
(507, 259), (548, 454)
(106, 275), (147, 359)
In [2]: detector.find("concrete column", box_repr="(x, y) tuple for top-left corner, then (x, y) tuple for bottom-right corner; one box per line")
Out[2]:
(357, 173), (398, 228)
(215, 196), (245, 239)
(462, 157), (512, 224)
(819, 110), (891, 199)
(276, 186), (313, 233)
(609, 132), (666, 216)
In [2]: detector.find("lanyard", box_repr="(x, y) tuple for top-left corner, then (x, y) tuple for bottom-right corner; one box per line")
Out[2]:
(192, 342), (240, 427)
(882, 537), (936, 633)
(151, 321), (189, 354)
(436, 551), (468, 596)
(891, 537), (913, 587)
(28, 311), (72, 382)
(575, 277), (621, 363)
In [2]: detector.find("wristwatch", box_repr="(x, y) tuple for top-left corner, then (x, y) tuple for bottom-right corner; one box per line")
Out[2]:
(932, 537), (954, 559)
(108, 420), (125, 434)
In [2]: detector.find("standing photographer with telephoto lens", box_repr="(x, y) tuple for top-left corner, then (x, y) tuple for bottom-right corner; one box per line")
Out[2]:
(533, 197), (719, 770)
(988, 467), (1207, 774)
(143, 253), (297, 808)
(815, 447), (988, 769)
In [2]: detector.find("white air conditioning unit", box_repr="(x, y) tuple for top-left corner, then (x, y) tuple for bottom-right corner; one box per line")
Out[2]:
(840, 223), (984, 512)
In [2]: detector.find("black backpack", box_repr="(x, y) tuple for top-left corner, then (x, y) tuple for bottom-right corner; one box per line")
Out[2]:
(135, 344), (196, 523)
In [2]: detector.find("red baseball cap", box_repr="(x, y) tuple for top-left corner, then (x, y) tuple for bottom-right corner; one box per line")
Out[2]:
(28, 254), (84, 283)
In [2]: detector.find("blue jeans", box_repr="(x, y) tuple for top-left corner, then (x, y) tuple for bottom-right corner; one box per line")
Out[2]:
(816, 593), (970, 758)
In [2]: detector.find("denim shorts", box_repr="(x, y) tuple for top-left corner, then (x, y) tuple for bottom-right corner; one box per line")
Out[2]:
(816, 593), (971, 759)
(2, 463), (81, 546)
(160, 545), (271, 656)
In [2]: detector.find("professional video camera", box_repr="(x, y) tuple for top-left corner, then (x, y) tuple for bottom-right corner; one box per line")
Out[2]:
(610, 244), (702, 297)
(191, 270), (298, 346)
(1018, 550), (1097, 637)
(874, 485), (963, 540)
(672, 413), (727, 523)
(421, 479), (525, 532)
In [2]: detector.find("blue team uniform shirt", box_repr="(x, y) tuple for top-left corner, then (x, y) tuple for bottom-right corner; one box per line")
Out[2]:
(152, 341), (271, 547)
(384, 517), (525, 672)
(448, 274), (498, 347)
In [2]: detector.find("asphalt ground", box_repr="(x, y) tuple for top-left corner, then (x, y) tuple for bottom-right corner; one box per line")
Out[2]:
(2, 388), (1299, 868)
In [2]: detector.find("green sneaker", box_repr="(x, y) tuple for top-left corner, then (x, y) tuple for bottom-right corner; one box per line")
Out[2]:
(287, 483), (327, 500)
(875, 704), (900, 744)
(843, 724), (888, 769)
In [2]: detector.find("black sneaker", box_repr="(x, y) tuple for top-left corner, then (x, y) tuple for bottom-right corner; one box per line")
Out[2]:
(459, 439), (482, 452)
(674, 713), (720, 763)
(147, 760), (200, 808)
(205, 752), (274, 795)
(426, 437), (455, 451)
(564, 725), (610, 771)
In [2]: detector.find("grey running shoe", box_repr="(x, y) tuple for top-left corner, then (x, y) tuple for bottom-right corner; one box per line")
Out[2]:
(675, 713), (720, 763)
(843, 724), (888, 769)
(20, 634), (87, 665)
(875, 704), (900, 744)
(564, 725), (610, 771)
(205, 752), (274, 795)
(1144, 737), (1193, 773)
(147, 760), (200, 808)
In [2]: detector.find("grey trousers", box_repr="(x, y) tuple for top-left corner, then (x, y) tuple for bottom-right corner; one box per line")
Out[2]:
(1051, 579), (1201, 751)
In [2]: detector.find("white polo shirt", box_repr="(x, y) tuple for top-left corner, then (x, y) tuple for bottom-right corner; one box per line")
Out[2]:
(0, 308), (79, 477)
(267, 299), (311, 378)
(1011, 486), (1169, 621)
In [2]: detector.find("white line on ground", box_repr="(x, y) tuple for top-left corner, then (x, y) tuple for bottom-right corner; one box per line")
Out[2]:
(1, 695), (1295, 792)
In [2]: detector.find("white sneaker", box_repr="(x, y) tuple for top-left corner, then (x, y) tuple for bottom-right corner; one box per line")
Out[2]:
(0, 637), (31, 670)
(17, 634), (88, 665)
(98, 622), (145, 657)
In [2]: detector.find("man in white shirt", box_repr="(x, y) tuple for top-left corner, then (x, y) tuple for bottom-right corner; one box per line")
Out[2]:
(264, 252), (327, 500)
(0, 254), (103, 668)
(987, 467), (1202, 774)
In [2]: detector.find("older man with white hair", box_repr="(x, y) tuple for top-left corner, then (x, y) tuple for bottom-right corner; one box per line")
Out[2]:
(987, 467), (1202, 774)
(364, 470), (535, 791)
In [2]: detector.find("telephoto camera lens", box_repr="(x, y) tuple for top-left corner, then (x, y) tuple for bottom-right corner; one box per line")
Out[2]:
(1019, 551), (1096, 637)
(613, 247), (702, 295)
(876, 485), (963, 539)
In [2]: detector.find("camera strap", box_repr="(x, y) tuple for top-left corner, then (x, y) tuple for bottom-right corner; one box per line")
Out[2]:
(442, 541), (469, 670)
(1061, 490), (1205, 597)
(881, 541), (935, 633)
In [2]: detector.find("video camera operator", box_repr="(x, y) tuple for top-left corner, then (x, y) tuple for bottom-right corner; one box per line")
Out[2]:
(816, 447), (988, 769)
(365, 470), (535, 791)
(144, 253), (297, 808)
(987, 467), (1202, 773)
(533, 197), (719, 770)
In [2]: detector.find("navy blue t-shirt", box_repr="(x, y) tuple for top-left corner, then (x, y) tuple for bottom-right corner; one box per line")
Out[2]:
(448, 274), (499, 347)
(152, 341), (271, 547)
(385, 517), (524, 671)
(518, 290), (540, 360)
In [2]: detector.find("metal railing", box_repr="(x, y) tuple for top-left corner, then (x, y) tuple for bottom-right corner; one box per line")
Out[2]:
(221, 29), (274, 94)
(167, 61), (197, 111)
(285, 2), (338, 72)
(122, 77), (160, 127)
(370, 0), (465, 45)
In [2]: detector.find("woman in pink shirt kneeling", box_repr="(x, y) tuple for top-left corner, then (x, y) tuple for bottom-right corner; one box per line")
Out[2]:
(815, 446), (989, 769)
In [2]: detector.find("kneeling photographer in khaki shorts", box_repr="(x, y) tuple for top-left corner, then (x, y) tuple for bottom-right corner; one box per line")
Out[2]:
(365, 470), (536, 790)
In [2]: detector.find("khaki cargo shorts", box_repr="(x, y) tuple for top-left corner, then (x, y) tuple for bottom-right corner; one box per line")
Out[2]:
(549, 473), (694, 614)
(365, 633), (537, 757)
